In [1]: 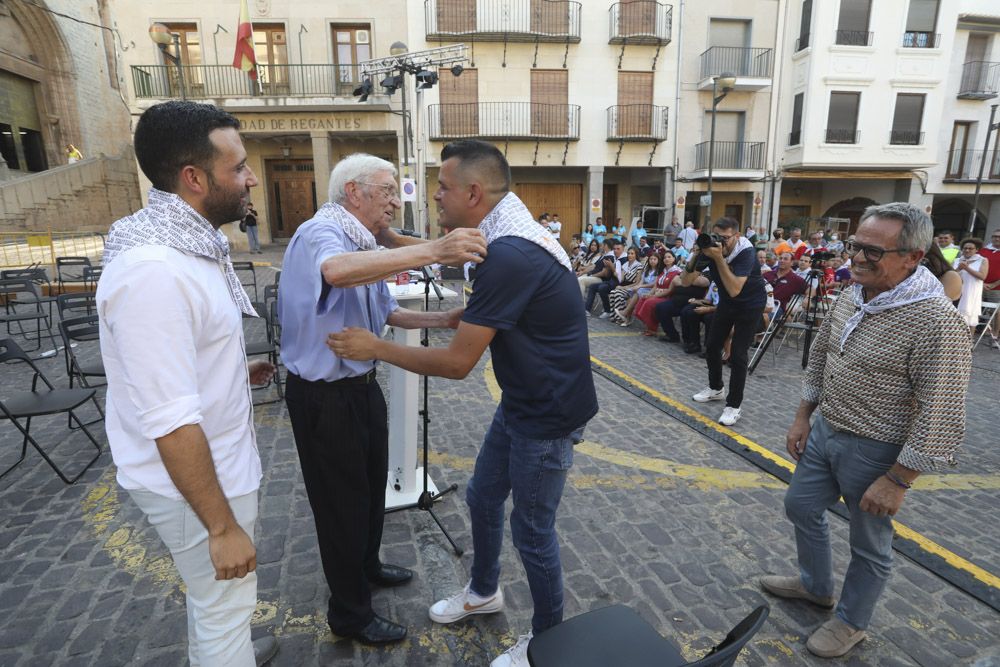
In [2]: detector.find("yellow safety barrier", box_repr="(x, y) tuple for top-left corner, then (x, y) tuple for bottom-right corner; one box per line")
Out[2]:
(0, 230), (105, 271)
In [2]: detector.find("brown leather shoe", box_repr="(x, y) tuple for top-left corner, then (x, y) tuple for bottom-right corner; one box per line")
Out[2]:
(760, 575), (835, 609)
(806, 617), (867, 658)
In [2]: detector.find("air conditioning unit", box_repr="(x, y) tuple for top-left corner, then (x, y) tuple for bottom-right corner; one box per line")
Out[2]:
(356, 30), (370, 44)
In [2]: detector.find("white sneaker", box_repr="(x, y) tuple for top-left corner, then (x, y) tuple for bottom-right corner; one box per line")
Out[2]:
(584, 310), (592, 317)
(429, 583), (504, 624)
(490, 633), (533, 667)
(692, 386), (725, 402)
(599, 311), (611, 319)
(719, 406), (742, 425)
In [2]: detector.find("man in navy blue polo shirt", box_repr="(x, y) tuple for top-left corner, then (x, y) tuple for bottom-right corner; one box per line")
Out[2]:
(329, 140), (598, 667)
(678, 216), (766, 426)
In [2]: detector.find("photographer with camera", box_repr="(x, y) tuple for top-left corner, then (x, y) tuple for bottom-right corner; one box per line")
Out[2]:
(679, 217), (766, 426)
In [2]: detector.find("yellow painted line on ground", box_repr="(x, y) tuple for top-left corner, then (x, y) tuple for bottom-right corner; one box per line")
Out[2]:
(590, 355), (796, 473)
(588, 355), (1000, 592)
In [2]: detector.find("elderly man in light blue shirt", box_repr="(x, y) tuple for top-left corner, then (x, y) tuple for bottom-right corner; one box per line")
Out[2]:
(278, 153), (486, 646)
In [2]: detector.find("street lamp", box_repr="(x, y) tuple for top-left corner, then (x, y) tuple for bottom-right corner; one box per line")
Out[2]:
(705, 72), (737, 228)
(969, 103), (999, 235)
(149, 22), (186, 100)
(356, 45), (468, 237)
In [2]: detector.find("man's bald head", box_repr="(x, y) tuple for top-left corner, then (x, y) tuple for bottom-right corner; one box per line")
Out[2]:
(440, 140), (511, 201)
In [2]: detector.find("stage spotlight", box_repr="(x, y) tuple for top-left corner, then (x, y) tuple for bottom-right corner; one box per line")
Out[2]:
(353, 78), (374, 102)
(415, 69), (439, 90)
(450, 64), (464, 78)
(381, 74), (402, 95)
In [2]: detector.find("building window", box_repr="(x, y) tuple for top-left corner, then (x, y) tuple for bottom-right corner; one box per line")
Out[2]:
(946, 121), (972, 178)
(903, 0), (939, 47)
(530, 69), (568, 136)
(332, 24), (371, 95)
(796, 0), (812, 51)
(789, 93), (803, 145)
(617, 71), (654, 137)
(825, 91), (860, 143)
(254, 23), (289, 91)
(161, 23), (202, 66)
(439, 67), (478, 136)
(835, 0), (872, 46)
(890, 93), (925, 144)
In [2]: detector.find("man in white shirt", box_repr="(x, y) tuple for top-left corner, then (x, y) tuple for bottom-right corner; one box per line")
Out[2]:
(547, 213), (562, 241)
(97, 101), (278, 666)
(679, 221), (699, 250)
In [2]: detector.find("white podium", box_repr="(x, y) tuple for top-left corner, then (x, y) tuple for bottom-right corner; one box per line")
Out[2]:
(384, 280), (457, 510)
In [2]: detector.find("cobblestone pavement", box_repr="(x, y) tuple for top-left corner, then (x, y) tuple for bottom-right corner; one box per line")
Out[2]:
(0, 243), (997, 666)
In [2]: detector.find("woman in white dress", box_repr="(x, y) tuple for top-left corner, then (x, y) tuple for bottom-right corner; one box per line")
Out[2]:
(954, 238), (989, 335)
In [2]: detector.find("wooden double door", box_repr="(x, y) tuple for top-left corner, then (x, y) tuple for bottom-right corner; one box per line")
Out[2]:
(514, 182), (583, 250)
(266, 160), (317, 239)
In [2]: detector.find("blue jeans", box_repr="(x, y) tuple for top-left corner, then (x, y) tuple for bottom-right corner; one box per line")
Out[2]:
(784, 414), (898, 630)
(246, 225), (260, 252)
(467, 406), (581, 634)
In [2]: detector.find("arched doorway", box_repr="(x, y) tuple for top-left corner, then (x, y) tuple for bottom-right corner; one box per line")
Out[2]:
(0, 0), (81, 171)
(932, 198), (988, 238)
(822, 197), (877, 235)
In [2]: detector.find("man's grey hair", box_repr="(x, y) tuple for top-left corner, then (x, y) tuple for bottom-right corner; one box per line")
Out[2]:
(328, 154), (397, 204)
(859, 202), (933, 252)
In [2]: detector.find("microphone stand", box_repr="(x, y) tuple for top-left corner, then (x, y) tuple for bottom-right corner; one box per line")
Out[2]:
(384, 266), (463, 555)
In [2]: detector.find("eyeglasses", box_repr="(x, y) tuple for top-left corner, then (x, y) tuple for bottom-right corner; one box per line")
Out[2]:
(360, 182), (400, 201)
(844, 239), (909, 263)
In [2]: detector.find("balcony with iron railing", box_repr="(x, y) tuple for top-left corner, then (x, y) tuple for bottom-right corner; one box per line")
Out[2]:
(131, 63), (366, 99)
(606, 105), (668, 142)
(698, 47), (774, 91)
(824, 128), (860, 144)
(424, 0), (582, 43)
(902, 31), (939, 48)
(958, 61), (1000, 100)
(693, 141), (765, 171)
(889, 130), (924, 146)
(944, 149), (1000, 181)
(834, 30), (873, 46)
(608, 1), (672, 45)
(427, 103), (581, 141)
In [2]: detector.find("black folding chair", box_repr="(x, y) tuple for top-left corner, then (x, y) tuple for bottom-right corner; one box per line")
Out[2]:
(232, 261), (258, 301)
(57, 291), (97, 320)
(58, 314), (105, 428)
(244, 302), (282, 404)
(0, 279), (58, 354)
(527, 604), (769, 667)
(1, 267), (57, 321)
(56, 256), (91, 294)
(83, 265), (103, 292)
(0, 338), (103, 484)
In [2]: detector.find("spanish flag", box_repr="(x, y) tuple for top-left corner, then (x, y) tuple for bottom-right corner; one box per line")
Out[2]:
(232, 0), (258, 80)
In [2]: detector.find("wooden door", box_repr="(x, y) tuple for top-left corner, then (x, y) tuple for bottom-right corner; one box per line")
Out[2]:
(266, 160), (317, 239)
(439, 67), (478, 136)
(619, 0), (656, 37)
(531, 0), (569, 35)
(514, 182), (583, 250)
(530, 70), (568, 136)
(617, 71), (654, 137)
(724, 204), (744, 225)
(602, 183), (617, 226)
(438, 0), (475, 33)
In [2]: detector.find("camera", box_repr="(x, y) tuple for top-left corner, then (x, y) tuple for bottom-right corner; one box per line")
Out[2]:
(811, 251), (836, 262)
(695, 232), (722, 250)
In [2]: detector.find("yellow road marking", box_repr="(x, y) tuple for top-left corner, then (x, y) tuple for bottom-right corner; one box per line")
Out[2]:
(586, 355), (1000, 591)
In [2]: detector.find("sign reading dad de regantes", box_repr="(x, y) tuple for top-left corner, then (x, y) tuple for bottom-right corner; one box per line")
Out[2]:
(236, 114), (369, 132)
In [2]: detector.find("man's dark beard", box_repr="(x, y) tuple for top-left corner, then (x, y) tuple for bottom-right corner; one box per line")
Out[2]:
(201, 171), (247, 226)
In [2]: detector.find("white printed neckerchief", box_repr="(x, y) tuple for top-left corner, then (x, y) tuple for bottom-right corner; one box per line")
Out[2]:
(841, 265), (945, 353)
(104, 189), (256, 316)
(724, 236), (755, 264)
(478, 193), (573, 271)
(314, 201), (378, 251)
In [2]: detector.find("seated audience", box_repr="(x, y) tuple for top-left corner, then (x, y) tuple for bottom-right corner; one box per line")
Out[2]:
(609, 247), (644, 323)
(634, 253), (683, 335)
(616, 253), (663, 326)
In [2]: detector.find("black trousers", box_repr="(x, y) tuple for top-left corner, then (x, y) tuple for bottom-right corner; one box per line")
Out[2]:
(285, 372), (389, 634)
(704, 302), (764, 409)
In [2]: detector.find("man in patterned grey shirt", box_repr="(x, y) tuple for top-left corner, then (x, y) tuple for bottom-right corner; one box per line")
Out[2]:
(760, 203), (971, 658)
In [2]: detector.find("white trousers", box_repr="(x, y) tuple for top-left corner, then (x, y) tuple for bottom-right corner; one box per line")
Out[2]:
(128, 488), (258, 666)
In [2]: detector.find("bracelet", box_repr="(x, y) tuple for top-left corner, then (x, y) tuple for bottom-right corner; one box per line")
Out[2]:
(884, 471), (912, 490)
